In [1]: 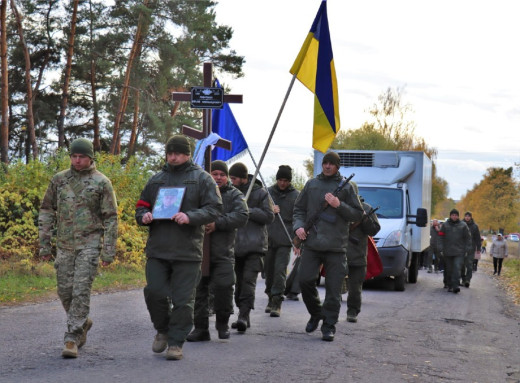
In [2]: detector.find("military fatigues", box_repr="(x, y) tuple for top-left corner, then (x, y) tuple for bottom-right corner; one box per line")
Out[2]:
(345, 201), (380, 319)
(293, 172), (364, 335)
(438, 219), (472, 291)
(426, 225), (441, 272)
(39, 163), (118, 344)
(461, 218), (481, 285)
(136, 160), (222, 347)
(265, 184), (299, 309)
(234, 177), (274, 322)
(193, 181), (248, 332)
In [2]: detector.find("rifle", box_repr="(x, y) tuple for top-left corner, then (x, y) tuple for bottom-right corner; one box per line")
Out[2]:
(293, 173), (354, 249)
(349, 206), (379, 245)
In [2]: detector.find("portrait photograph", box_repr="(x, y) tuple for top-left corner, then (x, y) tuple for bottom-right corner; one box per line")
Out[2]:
(152, 187), (185, 219)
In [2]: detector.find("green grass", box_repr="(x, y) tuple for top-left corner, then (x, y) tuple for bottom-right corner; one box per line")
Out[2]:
(0, 264), (146, 306)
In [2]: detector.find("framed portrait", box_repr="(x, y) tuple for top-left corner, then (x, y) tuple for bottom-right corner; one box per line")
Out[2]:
(152, 187), (186, 220)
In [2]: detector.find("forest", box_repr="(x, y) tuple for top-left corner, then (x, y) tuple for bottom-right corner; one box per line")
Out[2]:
(0, 0), (518, 271)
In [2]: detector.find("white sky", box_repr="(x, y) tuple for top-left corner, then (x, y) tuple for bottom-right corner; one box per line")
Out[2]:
(213, 0), (520, 199)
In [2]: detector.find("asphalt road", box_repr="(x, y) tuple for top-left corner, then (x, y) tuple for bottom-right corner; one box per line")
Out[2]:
(1, 261), (519, 383)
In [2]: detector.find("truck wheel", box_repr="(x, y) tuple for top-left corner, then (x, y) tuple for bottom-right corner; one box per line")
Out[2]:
(408, 253), (419, 284)
(394, 270), (406, 291)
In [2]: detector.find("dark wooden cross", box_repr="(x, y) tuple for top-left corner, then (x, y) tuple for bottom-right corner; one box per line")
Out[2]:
(171, 62), (243, 276)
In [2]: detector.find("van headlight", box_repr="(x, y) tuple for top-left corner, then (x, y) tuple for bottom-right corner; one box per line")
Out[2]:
(383, 230), (402, 247)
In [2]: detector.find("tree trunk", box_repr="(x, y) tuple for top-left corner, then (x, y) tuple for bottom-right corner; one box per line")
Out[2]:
(89, 1), (100, 152)
(57, 0), (80, 148)
(127, 89), (139, 158)
(110, 0), (150, 155)
(0, 0), (9, 164)
(10, 0), (38, 162)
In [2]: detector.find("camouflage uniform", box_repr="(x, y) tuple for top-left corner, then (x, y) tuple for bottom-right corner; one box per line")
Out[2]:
(39, 163), (118, 344)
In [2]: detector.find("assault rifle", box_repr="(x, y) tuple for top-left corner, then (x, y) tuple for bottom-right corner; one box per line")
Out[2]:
(349, 206), (379, 245)
(292, 173), (354, 249)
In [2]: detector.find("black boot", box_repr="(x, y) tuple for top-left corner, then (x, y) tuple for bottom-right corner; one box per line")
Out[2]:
(215, 312), (230, 340)
(236, 307), (250, 333)
(270, 296), (282, 317)
(186, 328), (211, 342)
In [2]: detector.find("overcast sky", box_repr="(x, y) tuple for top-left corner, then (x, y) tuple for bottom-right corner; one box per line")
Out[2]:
(212, 0), (520, 199)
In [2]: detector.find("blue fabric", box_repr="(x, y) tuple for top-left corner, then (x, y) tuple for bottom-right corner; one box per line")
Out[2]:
(211, 80), (248, 162)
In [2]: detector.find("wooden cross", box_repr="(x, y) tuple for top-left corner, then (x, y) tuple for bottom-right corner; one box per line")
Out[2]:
(171, 62), (243, 276)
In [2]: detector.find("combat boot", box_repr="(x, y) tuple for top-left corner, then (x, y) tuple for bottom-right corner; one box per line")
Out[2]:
(78, 317), (93, 348)
(187, 328), (211, 342)
(152, 332), (168, 353)
(62, 341), (78, 358)
(236, 307), (250, 332)
(215, 313), (230, 340)
(265, 296), (273, 313)
(166, 346), (183, 360)
(270, 296), (282, 317)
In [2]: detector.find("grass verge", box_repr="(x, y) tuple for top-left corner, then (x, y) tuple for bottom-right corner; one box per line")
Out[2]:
(0, 263), (146, 307)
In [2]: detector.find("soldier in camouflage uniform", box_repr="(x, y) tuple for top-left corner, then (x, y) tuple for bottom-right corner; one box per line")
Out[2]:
(39, 138), (118, 358)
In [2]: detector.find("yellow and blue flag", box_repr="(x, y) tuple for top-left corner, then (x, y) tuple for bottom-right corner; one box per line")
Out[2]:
(290, 0), (340, 153)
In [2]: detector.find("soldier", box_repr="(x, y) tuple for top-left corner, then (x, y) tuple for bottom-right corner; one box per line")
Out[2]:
(294, 151), (364, 341)
(187, 160), (248, 342)
(39, 138), (118, 358)
(461, 211), (481, 287)
(264, 165), (299, 317)
(426, 219), (441, 273)
(438, 209), (472, 293)
(136, 135), (222, 360)
(345, 183), (380, 323)
(229, 162), (274, 333)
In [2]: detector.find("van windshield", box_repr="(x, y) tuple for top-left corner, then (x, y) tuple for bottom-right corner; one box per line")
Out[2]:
(358, 187), (403, 218)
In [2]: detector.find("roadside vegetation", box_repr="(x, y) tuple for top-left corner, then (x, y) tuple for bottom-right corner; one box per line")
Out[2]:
(0, 152), (153, 306)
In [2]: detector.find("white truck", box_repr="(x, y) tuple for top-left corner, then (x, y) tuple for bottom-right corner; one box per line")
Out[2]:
(314, 150), (432, 291)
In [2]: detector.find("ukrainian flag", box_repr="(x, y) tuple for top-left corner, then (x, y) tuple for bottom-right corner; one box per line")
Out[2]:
(290, 0), (340, 153)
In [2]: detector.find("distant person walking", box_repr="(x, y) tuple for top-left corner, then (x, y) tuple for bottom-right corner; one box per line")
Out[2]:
(438, 209), (471, 293)
(461, 211), (481, 287)
(426, 219), (441, 273)
(39, 138), (118, 358)
(490, 233), (508, 276)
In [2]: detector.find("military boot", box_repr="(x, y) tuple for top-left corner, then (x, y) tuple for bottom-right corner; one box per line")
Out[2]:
(236, 307), (250, 333)
(215, 312), (231, 340)
(62, 341), (78, 358)
(186, 328), (211, 342)
(78, 317), (93, 348)
(270, 295), (282, 317)
(265, 296), (273, 313)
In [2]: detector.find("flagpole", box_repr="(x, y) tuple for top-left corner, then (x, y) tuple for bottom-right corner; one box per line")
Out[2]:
(244, 73), (298, 201)
(246, 147), (297, 251)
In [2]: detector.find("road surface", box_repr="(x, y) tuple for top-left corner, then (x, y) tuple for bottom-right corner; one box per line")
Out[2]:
(1, 262), (519, 383)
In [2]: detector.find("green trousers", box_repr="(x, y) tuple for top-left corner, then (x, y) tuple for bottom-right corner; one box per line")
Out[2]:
(144, 258), (201, 347)
(346, 265), (366, 316)
(234, 253), (263, 310)
(299, 248), (347, 331)
(264, 246), (291, 299)
(193, 261), (235, 329)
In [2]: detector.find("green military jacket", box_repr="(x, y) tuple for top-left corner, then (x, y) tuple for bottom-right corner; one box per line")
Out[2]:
(38, 163), (118, 262)
(439, 218), (472, 257)
(210, 181), (249, 264)
(267, 184), (299, 247)
(346, 201), (380, 267)
(293, 172), (364, 252)
(135, 160), (222, 262)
